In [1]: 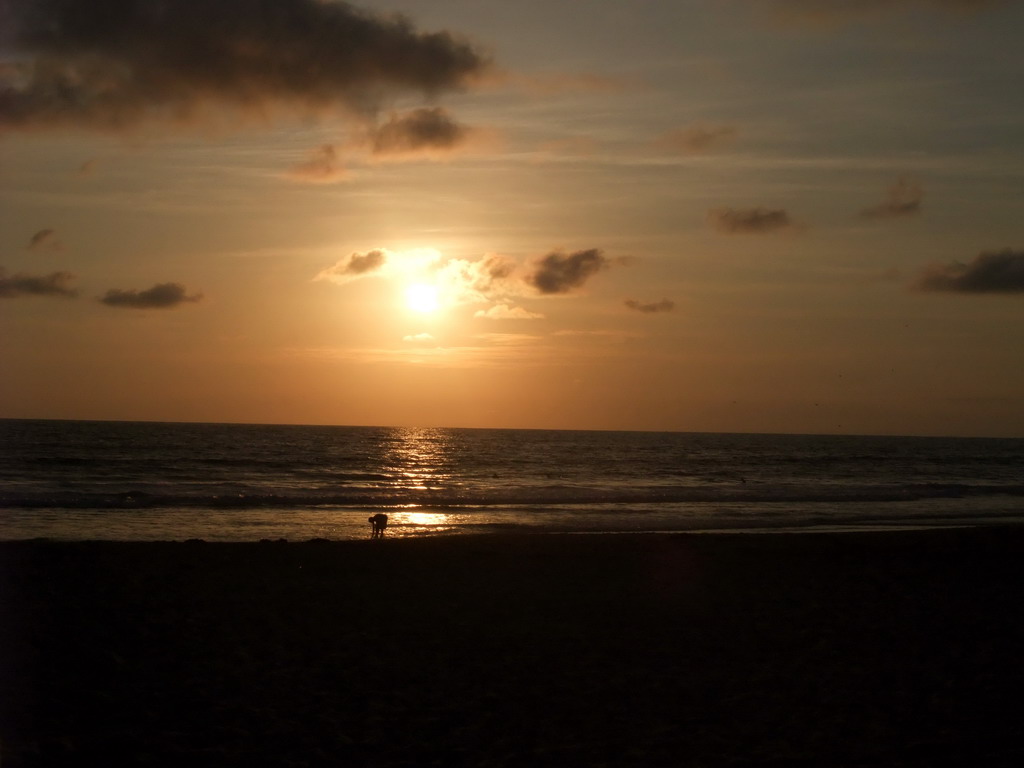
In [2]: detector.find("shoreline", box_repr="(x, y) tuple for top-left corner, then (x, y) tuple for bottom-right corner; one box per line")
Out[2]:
(3, 504), (1023, 543)
(4, 527), (1024, 766)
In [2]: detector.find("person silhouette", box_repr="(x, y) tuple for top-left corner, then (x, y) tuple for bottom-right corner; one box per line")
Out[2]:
(368, 513), (388, 538)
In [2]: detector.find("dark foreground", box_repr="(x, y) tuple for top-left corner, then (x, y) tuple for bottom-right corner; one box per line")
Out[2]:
(3, 528), (1024, 767)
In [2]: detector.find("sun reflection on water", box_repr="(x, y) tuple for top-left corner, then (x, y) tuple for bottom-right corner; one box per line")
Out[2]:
(381, 427), (459, 494)
(382, 508), (466, 536)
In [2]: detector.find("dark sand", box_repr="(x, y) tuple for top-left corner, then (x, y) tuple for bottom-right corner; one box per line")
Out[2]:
(3, 528), (1024, 767)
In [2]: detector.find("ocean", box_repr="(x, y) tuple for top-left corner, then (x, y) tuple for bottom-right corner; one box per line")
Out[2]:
(1, 419), (1022, 541)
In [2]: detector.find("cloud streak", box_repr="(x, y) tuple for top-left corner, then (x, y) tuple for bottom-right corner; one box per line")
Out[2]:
(625, 298), (675, 314)
(709, 207), (795, 234)
(860, 178), (924, 219)
(100, 282), (202, 308)
(475, 303), (543, 320)
(28, 228), (60, 251)
(0, 267), (77, 298)
(287, 145), (347, 184)
(915, 249), (1024, 293)
(654, 125), (737, 155)
(1, 0), (489, 132)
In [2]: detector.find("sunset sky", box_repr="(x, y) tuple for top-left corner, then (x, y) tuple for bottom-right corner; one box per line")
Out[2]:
(2, 0), (1023, 436)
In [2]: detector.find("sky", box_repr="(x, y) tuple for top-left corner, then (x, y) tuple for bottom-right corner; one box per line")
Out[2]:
(2, 0), (1023, 437)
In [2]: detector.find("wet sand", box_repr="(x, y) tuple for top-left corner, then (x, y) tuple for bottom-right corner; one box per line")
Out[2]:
(3, 528), (1024, 766)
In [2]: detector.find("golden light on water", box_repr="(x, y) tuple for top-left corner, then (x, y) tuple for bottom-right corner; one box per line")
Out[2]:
(398, 510), (452, 528)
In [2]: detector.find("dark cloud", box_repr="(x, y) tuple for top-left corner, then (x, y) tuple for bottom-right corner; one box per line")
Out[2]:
(0, 267), (77, 298)
(287, 145), (347, 184)
(915, 249), (1024, 293)
(625, 298), (675, 314)
(527, 249), (609, 295)
(1, 0), (489, 132)
(100, 282), (202, 308)
(709, 207), (795, 234)
(344, 250), (387, 275)
(28, 228), (61, 250)
(860, 178), (924, 219)
(654, 125), (736, 155)
(369, 107), (468, 156)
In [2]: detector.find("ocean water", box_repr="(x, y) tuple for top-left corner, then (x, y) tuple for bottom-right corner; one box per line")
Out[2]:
(1, 419), (1023, 541)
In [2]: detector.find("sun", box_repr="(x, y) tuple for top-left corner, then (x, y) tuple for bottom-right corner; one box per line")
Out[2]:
(405, 282), (440, 313)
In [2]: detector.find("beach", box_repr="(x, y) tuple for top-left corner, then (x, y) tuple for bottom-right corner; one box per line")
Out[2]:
(3, 528), (1024, 766)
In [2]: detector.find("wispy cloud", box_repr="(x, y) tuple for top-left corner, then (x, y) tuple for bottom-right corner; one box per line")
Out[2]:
(709, 207), (796, 234)
(100, 282), (203, 308)
(289, 107), (486, 180)
(860, 178), (924, 219)
(915, 249), (1024, 293)
(0, 267), (77, 298)
(1, 0), (489, 132)
(654, 125), (737, 155)
(286, 145), (347, 184)
(625, 298), (675, 314)
(435, 253), (521, 305)
(475, 304), (544, 320)
(27, 228), (63, 251)
(402, 333), (436, 345)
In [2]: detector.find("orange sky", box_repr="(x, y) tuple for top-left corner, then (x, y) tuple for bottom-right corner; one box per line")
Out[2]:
(2, 0), (1023, 436)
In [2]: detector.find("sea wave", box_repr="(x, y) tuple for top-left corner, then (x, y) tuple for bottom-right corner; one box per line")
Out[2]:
(3, 482), (1023, 511)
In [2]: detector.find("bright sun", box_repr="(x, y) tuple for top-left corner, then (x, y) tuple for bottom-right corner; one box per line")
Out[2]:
(405, 283), (440, 313)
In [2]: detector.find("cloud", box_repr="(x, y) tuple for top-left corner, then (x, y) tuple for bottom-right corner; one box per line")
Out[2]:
(28, 228), (62, 251)
(0, 267), (77, 298)
(1, 0), (489, 132)
(291, 108), (485, 176)
(625, 298), (675, 314)
(367, 107), (469, 158)
(435, 253), (520, 304)
(860, 178), (924, 219)
(475, 303), (544, 320)
(709, 207), (796, 234)
(287, 145), (347, 184)
(526, 249), (610, 295)
(402, 333), (436, 344)
(654, 125), (737, 155)
(315, 246), (616, 304)
(915, 249), (1024, 293)
(100, 282), (202, 308)
(315, 249), (389, 283)
(770, 0), (1007, 25)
